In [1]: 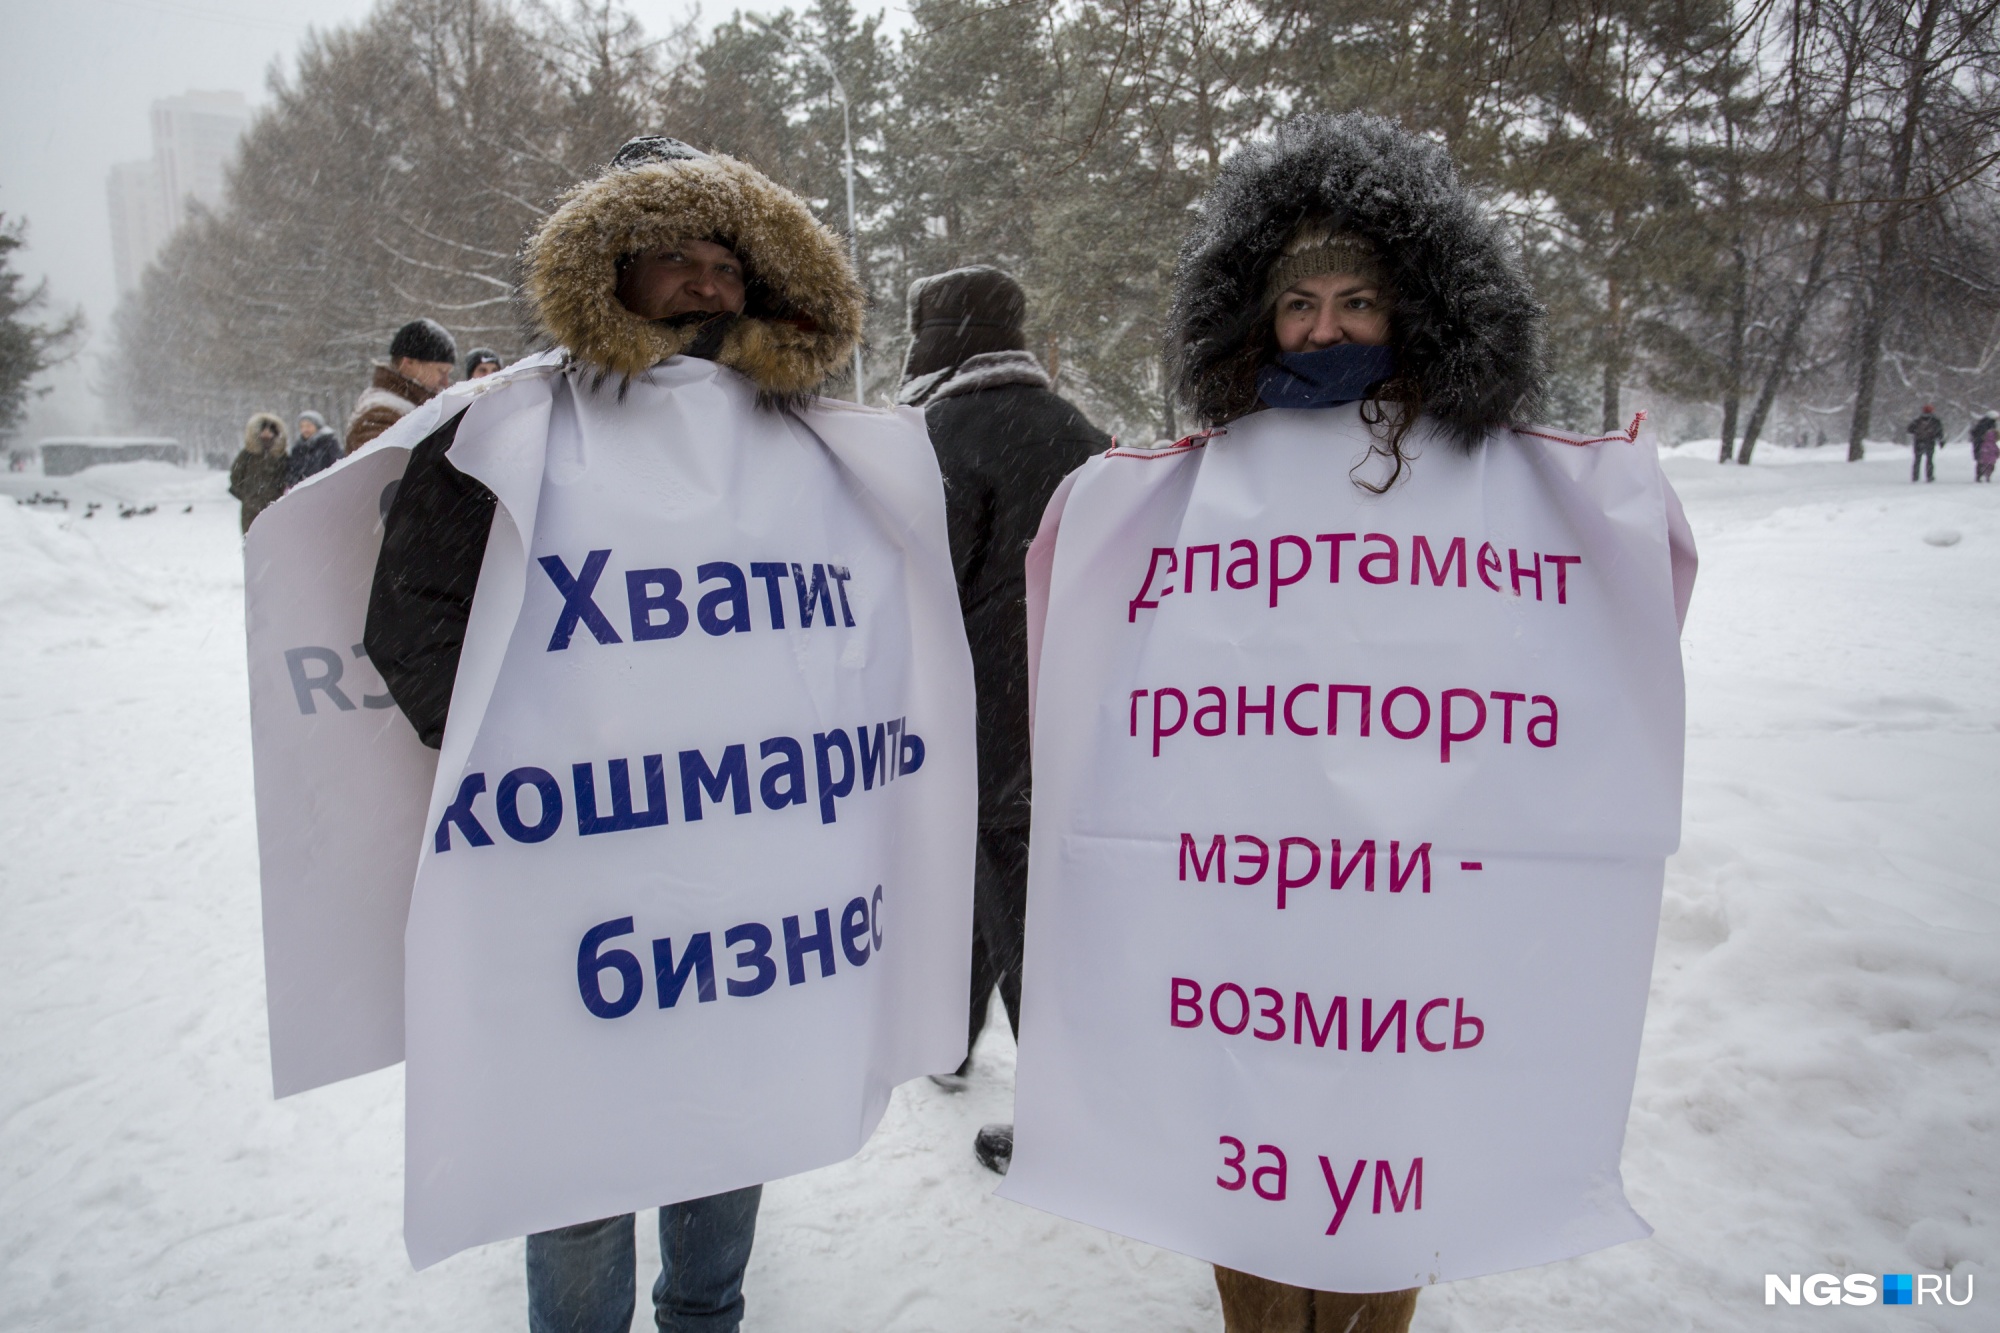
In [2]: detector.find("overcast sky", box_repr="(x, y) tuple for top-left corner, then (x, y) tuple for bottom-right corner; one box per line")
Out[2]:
(0, 0), (746, 428)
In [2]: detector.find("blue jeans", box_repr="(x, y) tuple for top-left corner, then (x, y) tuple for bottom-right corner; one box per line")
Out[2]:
(525, 1186), (762, 1333)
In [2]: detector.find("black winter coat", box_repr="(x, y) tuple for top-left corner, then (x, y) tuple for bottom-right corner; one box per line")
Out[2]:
(926, 383), (1110, 827)
(286, 434), (342, 489)
(362, 408), (494, 749)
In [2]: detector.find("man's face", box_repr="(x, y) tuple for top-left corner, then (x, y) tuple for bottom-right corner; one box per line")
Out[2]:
(615, 239), (747, 321)
(469, 361), (500, 379)
(297, 418), (318, 438)
(395, 357), (455, 392)
(1273, 271), (1392, 354)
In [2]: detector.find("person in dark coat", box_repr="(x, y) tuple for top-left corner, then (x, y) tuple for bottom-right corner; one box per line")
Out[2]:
(285, 410), (341, 488)
(228, 412), (289, 532)
(1908, 405), (1944, 482)
(897, 265), (1111, 1174)
(1970, 411), (1996, 482)
(345, 319), (457, 453)
(364, 134), (875, 1333)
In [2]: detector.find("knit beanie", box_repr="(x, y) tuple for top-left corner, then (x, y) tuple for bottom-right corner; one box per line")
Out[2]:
(389, 318), (458, 366)
(464, 348), (501, 376)
(1262, 226), (1387, 307)
(901, 266), (1029, 383)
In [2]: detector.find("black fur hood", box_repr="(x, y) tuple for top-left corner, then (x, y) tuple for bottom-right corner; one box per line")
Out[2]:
(1166, 114), (1545, 443)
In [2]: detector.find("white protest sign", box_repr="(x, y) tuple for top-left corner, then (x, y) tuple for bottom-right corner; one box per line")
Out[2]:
(245, 432), (434, 1096)
(245, 364), (537, 1098)
(400, 357), (976, 1267)
(1000, 407), (1687, 1291)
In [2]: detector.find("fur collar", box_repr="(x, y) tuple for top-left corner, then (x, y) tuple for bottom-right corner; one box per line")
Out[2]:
(368, 363), (435, 407)
(1166, 113), (1545, 443)
(897, 350), (1052, 407)
(524, 154), (863, 401)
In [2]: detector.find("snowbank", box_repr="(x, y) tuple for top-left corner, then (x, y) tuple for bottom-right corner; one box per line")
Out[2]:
(0, 498), (168, 618)
(1660, 438), (1912, 465)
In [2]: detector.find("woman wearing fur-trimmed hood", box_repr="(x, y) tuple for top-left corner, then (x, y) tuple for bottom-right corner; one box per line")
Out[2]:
(1166, 111), (1545, 481)
(1010, 115), (1698, 1333)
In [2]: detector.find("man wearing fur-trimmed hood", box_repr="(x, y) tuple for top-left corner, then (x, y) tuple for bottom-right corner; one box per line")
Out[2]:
(359, 137), (974, 1328)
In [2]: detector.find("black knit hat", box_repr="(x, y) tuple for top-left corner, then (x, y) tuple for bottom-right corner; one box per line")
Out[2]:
(609, 136), (707, 169)
(388, 318), (457, 366)
(901, 266), (1028, 382)
(464, 347), (501, 376)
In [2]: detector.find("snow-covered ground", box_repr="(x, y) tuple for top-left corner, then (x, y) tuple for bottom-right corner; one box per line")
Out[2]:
(0, 443), (1991, 1331)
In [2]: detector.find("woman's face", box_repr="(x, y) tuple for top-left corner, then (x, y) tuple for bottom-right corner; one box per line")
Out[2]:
(1273, 271), (1391, 353)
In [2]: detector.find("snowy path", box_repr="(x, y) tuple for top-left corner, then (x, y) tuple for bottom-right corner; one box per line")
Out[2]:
(0, 447), (1991, 1330)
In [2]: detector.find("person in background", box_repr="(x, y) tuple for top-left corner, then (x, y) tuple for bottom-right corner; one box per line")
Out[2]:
(286, 410), (341, 489)
(345, 318), (457, 453)
(229, 412), (289, 532)
(1969, 410), (1996, 482)
(464, 347), (502, 379)
(1907, 404), (1944, 483)
(896, 265), (1111, 1175)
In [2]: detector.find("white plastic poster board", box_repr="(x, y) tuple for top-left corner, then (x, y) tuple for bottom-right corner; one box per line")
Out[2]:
(395, 359), (976, 1267)
(244, 435), (438, 1097)
(1000, 409), (1688, 1291)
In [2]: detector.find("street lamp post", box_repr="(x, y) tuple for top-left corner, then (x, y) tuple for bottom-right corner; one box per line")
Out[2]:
(804, 47), (865, 405)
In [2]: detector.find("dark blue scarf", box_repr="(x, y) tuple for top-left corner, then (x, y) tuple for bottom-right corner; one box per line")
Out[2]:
(1255, 345), (1397, 410)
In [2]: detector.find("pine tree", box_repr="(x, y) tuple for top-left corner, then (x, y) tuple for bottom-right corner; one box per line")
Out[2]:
(0, 216), (83, 442)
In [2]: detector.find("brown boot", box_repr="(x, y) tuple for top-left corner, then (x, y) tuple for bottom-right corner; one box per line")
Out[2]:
(1214, 1266), (1419, 1333)
(1310, 1287), (1419, 1333)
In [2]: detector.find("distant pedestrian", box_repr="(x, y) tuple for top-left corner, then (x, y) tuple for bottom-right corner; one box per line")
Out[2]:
(1970, 411), (1996, 482)
(229, 412), (289, 532)
(345, 318), (456, 453)
(464, 347), (502, 379)
(897, 265), (1111, 1176)
(1907, 404), (1944, 482)
(286, 410), (341, 488)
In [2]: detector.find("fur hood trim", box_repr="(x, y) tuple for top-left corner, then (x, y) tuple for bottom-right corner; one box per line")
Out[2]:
(897, 349), (1051, 407)
(244, 412), (287, 453)
(524, 153), (864, 399)
(1167, 113), (1545, 443)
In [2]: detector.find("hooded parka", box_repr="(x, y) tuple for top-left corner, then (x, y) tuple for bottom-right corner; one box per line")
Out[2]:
(364, 137), (866, 746)
(1175, 111), (1546, 1333)
(1166, 112), (1544, 441)
(1020, 114), (1691, 1333)
(229, 412), (289, 533)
